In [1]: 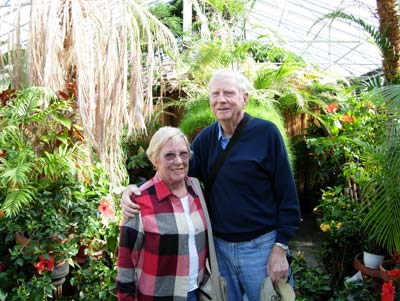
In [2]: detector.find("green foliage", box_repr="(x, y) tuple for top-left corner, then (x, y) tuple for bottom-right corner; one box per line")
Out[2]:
(305, 89), (386, 192)
(329, 277), (380, 301)
(179, 95), (215, 141)
(178, 94), (296, 166)
(293, 253), (332, 300)
(70, 257), (118, 300)
(0, 87), (120, 299)
(248, 44), (305, 64)
(314, 186), (366, 286)
(0, 87), (85, 217)
(356, 124), (400, 253)
(149, 0), (183, 37)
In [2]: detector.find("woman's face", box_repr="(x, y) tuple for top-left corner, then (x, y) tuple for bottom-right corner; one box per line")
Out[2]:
(155, 137), (190, 186)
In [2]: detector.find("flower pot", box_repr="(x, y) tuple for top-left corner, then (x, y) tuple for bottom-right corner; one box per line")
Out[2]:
(379, 258), (398, 282)
(14, 232), (39, 256)
(51, 260), (70, 300)
(51, 260), (70, 280)
(73, 244), (89, 264)
(363, 251), (385, 269)
(353, 253), (384, 279)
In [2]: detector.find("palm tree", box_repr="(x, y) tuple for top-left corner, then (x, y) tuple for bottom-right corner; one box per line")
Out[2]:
(2, 0), (178, 186)
(376, 0), (400, 84)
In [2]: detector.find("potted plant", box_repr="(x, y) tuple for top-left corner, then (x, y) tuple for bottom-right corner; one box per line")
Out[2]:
(0, 87), (114, 298)
(356, 121), (400, 255)
(362, 234), (386, 270)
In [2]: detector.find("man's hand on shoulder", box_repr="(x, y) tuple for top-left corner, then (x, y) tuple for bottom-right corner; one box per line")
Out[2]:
(121, 185), (141, 218)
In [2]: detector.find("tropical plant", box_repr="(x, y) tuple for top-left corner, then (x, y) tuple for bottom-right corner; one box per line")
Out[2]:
(0, 87), (85, 216)
(356, 124), (400, 254)
(2, 0), (179, 187)
(0, 87), (117, 299)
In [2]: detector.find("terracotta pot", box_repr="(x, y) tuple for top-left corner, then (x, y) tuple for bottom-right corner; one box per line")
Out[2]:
(72, 244), (89, 264)
(379, 258), (398, 282)
(14, 232), (39, 256)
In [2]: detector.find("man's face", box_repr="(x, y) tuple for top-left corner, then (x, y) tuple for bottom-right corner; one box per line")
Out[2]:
(209, 78), (248, 123)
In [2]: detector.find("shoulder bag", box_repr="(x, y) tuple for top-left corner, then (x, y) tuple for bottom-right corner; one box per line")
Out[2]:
(204, 112), (252, 192)
(190, 177), (227, 301)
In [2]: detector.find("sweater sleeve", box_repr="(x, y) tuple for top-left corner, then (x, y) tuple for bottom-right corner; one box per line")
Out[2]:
(116, 216), (144, 301)
(271, 127), (301, 245)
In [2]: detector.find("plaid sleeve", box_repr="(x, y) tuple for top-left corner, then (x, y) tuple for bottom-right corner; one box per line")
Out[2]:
(116, 216), (144, 301)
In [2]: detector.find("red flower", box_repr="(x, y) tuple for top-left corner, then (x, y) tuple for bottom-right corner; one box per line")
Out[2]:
(0, 89), (15, 106)
(388, 269), (400, 278)
(98, 198), (115, 219)
(34, 255), (54, 274)
(343, 114), (356, 123)
(326, 103), (339, 113)
(0, 149), (6, 158)
(0, 261), (5, 273)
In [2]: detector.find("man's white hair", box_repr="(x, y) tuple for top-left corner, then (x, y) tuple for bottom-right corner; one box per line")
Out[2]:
(208, 69), (253, 93)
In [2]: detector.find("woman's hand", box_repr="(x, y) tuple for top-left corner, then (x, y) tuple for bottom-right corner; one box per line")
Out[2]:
(121, 185), (141, 218)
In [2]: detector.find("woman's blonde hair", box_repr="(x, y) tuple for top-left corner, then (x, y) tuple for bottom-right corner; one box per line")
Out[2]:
(146, 126), (190, 167)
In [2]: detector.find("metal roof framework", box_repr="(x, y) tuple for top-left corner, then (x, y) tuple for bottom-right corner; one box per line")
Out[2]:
(247, 0), (382, 77)
(0, 0), (382, 78)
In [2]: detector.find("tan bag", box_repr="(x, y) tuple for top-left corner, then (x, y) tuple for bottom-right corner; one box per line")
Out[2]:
(191, 177), (228, 301)
(260, 277), (295, 301)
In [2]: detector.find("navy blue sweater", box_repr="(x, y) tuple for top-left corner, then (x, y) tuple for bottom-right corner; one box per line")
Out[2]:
(189, 115), (300, 244)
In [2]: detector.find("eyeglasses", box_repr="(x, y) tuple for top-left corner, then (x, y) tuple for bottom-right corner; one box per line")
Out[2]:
(162, 151), (190, 162)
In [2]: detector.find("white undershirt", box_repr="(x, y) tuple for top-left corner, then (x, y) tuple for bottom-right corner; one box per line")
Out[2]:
(180, 195), (199, 291)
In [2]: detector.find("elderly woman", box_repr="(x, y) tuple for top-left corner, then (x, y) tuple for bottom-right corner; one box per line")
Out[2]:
(116, 126), (208, 301)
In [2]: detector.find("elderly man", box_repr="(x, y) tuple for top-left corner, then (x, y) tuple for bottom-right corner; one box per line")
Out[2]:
(121, 69), (301, 301)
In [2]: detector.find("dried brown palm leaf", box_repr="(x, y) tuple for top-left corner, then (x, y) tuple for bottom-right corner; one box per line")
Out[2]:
(11, 0), (178, 187)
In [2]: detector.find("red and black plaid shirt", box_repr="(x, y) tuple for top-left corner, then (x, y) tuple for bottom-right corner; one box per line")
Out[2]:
(117, 174), (208, 301)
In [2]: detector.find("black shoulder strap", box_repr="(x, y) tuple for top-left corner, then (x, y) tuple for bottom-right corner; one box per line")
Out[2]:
(205, 113), (252, 192)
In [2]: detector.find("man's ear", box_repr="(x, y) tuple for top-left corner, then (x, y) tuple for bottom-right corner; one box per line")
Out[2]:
(243, 92), (249, 105)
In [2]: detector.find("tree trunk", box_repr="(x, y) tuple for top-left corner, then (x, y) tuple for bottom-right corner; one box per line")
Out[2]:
(376, 0), (400, 83)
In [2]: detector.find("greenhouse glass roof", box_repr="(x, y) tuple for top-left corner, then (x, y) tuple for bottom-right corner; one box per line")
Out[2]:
(0, 0), (382, 78)
(246, 0), (381, 77)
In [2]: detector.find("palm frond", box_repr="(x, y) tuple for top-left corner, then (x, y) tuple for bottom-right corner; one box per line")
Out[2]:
(0, 161), (35, 188)
(357, 126), (400, 253)
(312, 10), (391, 56)
(376, 85), (400, 115)
(16, 0), (179, 187)
(2, 187), (35, 217)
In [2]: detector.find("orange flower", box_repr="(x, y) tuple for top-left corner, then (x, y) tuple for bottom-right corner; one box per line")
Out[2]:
(0, 210), (4, 218)
(343, 114), (356, 123)
(98, 198), (116, 219)
(381, 280), (395, 301)
(326, 103), (339, 113)
(34, 255), (54, 274)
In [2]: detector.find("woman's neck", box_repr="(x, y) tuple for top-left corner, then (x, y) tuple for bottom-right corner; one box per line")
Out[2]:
(167, 181), (187, 198)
